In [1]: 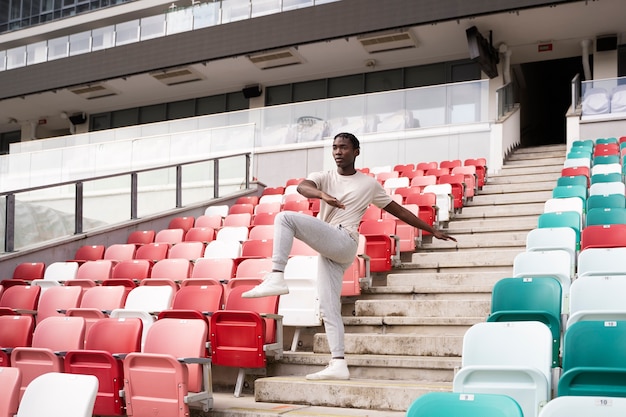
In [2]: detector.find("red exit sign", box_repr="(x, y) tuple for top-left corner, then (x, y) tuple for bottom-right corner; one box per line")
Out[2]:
(538, 43), (553, 52)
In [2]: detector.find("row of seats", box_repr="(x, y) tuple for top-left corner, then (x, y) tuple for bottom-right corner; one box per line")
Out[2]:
(446, 137), (626, 417)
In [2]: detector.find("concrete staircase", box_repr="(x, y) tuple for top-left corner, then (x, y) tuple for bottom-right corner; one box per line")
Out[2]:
(207, 144), (566, 416)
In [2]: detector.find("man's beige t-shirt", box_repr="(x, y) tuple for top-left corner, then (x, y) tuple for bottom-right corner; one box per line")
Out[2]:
(308, 170), (392, 240)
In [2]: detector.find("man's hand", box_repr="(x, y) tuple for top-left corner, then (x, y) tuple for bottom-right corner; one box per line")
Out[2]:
(322, 193), (345, 209)
(433, 229), (457, 242)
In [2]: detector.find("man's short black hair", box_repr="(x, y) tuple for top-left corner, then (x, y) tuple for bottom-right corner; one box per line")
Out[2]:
(334, 132), (360, 149)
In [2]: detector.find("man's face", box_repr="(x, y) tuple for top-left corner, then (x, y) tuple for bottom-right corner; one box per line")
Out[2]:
(332, 136), (359, 169)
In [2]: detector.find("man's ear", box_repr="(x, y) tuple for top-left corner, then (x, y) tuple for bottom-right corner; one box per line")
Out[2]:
(354, 148), (360, 157)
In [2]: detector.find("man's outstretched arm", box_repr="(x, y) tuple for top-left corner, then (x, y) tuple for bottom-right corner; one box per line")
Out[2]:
(383, 201), (457, 242)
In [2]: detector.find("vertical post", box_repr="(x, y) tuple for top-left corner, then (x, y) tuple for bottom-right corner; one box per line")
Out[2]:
(131, 172), (138, 220)
(176, 165), (183, 208)
(245, 153), (251, 189)
(213, 158), (220, 199)
(75, 181), (84, 234)
(5, 193), (15, 253)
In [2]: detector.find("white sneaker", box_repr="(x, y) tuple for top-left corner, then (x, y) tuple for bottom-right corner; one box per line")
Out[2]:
(305, 359), (350, 380)
(241, 272), (289, 298)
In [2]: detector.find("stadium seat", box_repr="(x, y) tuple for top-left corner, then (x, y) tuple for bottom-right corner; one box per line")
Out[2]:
(567, 275), (626, 328)
(154, 228), (184, 245)
(590, 162), (621, 176)
(123, 317), (213, 416)
(586, 194), (626, 211)
(111, 259), (152, 282)
(11, 262), (45, 281)
(204, 204), (229, 218)
(171, 283), (224, 314)
(65, 285), (128, 341)
(464, 158), (488, 189)
(0, 285), (41, 316)
(577, 247), (626, 277)
(215, 226), (249, 243)
(203, 240), (242, 259)
(382, 203), (419, 252)
(210, 282), (282, 397)
(423, 183), (453, 224)
(35, 285), (82, 325)
(42, 261), (79, 283)
(537, 211), (581, 250)
(589, 181), (625, 197)
(551, 185), (587, 207)
(451, 165), (477, 199)
(184, 227), (215, 243)
(278, 256), (322, 351)
(438, 174), (466, 212)
(410, 175), (437, 192)
(251, 211), (278, 226)
(488, 276), (562, 367)
(558, 320), (626, 397)
(126, 230), (155, 246)
(235, 257), (273, 279)
(71, 245), (105, 263)
(12, 316), (86, 401)
(289, 238), (318, 256)
(16, 372), (98, 417)
(590, 172), (622, 184)
(358, 218), (400, 272)
(104, 244), (137, 261)
(64, 317), (142, 416)
(168, 216), (195, 237)
(543, 198), (583, 229)
(238, 239), (273, 260)
(0, 366), (21, 417)
(586, 207), (626, 226)
(194, 214), (223, 229)
(149, 258), (192, 281)
(556, 175), (588, 188)
(0, 315), (34, 366)
(167, 241), (205, 260)
(512, 250), (572, 310)
(191, 257), (235, 280)
(223, 213), (252, 227)
(561, 166), (589, 185)
(526, 227), (577, 277)
(580, 224), (626, 250)
(453, 321), (553, 417)
(416, 161), (438, 171)
(228, 203), (254, 215)
(75, 259), (115, 283)
(538, 395), (626, 417)
(406, 392), (523, 417)
(282, 199), (310, 212)
(134, 242), (170, 262)
(248, 225), (274, 241)
(235, 196), (259, 206)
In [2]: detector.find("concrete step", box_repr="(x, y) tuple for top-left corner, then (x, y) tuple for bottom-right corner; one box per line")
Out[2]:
(410, 247), (521, 268)
(254, 375), (451, 412)
(354, 299), (491, 319)
(445, 216), (537, 233)
(502, 156), (565, 167)
(487, 173), (560, 185)
(468, 190), (553, 205)
(494, 164), (563, 177)
(456, 202), (544, 218)
(385, 270), (507, 290)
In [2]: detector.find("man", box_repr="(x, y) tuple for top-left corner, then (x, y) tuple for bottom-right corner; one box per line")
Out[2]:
(243, 132), (457, 380)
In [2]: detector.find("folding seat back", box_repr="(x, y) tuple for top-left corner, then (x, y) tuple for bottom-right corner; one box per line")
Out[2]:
(203, 240), (241, 259)
(12, 316), (85, 400)
(593, 154), (620, 165)
(184, 227), (215, 243)
(488, 276), (562, 366)
(425, 168), (450, 178)
(451, 165), (477, 197)
(0, 315), (34, 366)
(586, 193), (626, 211)
(16, 372), (98, 417)
(464, 158), (488, 188)
(104, 244), (137, 261)
(204, 204), (229, 218)
(453, 321), (553, 417)
(171, 284), (224, 314)
(289, 238), (318, 256)
(440, 159), (462, 169)
(423, 183), (453, 223)
(525, 227), (577, 277)
(537, 395), (626, 417)
(362, 204), (382, 221)
(591, 172), (622, 184)
(251, 211), (278, 226)
(375, 170), (399, 185)
(235, 257), (273, 279)
(64, 317), (142, 416)
(194, 214), (223, 229)
(43, 261), (79, 282)
(35, 285), (82, 325)
(567, 275), (626, 328)
(126, 230), (155, 246)
(512, 250), (572, 310)
(278, 256), (322, 351)
(228, 203), (254, 215)
(72, 245), (105, 262)
(561, 166), (589, 183)
(223, 213), (252, 227)
(255, 201), (282, 215)
(261, 186), (284, 196)
(76, 260), (115, 282)
(558, 320), (626, 397)
(591, 163), (621, 176)
(551, 186), (587, 209)
(543, 197), (583, 223)
(577, 247), (626, 277)
(589, 181), (625, 197)
(0, 367), (21, 417)
(123, 317), (212, 416)
(111, 259), (152, 281)
(438, 174), (466, 211)
(383, 176), (409, 194)
(556, 175), (588, 188)
(537, 211), (581, 250)
(416, 161), (438, 171)
(239, 239), (273, 260)
(235, 195), (259, 206)
(216, 226), (249, 243)
(282, 199), (310, 212)
(407, 392), (523, 417)
(393, 163), (415, 174)
(191, 257), (235, 280)
(66, 285), (128, 341)
(248, 225), (274, 241)
(134, 242), (169, 262)
(167, 216), (195, 237)
(410, 174), (437, 191)
(0, 285), (41, 315)
(586, 207), (626, 226)
(382, 203), (419, 251)
(563, 157), (590, 169)
(154, 228), (184, 245)
(12, 263), (45, 281)
(149, 258), (192, 281)
(581, 224), (626, 250)
(210, 282), (282, 397)
(167, 241), (205, 260)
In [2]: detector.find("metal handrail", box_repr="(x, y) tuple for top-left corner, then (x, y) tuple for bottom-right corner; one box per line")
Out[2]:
(3, 151), (251, 252)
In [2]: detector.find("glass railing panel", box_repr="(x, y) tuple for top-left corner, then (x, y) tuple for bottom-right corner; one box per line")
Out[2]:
(91, 25), (116, 51)
(136, 167), (177, 218)
(12, 185), (78, 251)
(192, 2), (222, 29)
(283, 0), (314, 10)
(581, 76), (626, 116)
(69, 31), (92, 56)
(27, 41), (48, 65)
(180, 159), (215, 206)
(221, 0), (252, 23)
(406, 85), (447, 128)
(6, 46), (26, 70)
(115, 19), (140, 46)
(448, 80), (487, 124)
(140, 14), (166, 41)
(251, 0), (282, 17)
(166, 6), (194, 35)
(0, 50), (6, 71)
(216, 153), (249, 197)
(47, 36), (69, 60)
(82, 176), (131, 227)
(366, 90), (410, 132)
